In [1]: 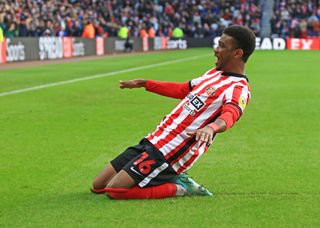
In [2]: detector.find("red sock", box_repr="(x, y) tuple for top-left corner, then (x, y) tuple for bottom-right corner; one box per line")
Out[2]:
(91, 187), (108, 194)
(105, 183), (177, 199)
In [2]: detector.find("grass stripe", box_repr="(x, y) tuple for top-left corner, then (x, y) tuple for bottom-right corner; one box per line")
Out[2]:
(0, 54), (210, 97)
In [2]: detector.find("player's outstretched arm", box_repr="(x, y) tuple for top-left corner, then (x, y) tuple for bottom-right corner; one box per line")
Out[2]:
(119, 79), (147, 89)
(120, 79), (190, 99)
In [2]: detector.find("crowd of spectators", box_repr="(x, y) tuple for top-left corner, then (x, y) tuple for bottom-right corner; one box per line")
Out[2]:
(271, 0), (320, 38)
(0, 0), (261, 39)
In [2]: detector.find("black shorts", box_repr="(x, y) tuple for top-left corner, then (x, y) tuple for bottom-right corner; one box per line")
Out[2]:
(110, 138), (178, 187)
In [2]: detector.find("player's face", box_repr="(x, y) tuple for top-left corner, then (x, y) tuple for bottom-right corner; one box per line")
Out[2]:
(214, 34), (238, 70)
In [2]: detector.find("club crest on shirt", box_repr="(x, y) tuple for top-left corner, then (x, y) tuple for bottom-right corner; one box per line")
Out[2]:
(205, 86), (216, 96)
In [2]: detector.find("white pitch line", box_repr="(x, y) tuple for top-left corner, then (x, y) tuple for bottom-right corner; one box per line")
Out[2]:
(0, 54), (211, 98)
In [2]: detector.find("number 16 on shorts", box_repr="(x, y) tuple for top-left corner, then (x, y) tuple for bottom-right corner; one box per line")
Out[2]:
(131, 151), (169, 187)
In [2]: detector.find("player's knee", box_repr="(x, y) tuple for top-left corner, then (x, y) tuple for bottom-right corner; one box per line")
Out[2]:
(106, 177), (133, 189)
(106, 170), (136, 188)
(92, 179), (105, 190)
(106, 181), (118, 189)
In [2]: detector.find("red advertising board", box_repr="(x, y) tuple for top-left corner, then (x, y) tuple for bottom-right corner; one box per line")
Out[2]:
(0, 39), (6, 64)
(142, 37), (149, 51)
(287, 38), (320, 50)
(96, 37), (104, 55)
(63, 37), (73, 58)
(162, 37), (168, 49)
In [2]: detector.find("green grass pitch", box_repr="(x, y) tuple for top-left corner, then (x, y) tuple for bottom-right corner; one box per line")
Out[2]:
(1, 48), (319, 227)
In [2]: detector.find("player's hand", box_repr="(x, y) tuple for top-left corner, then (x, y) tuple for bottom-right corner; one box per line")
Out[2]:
(187, 126), (215, 146)
(119, 79), (147, 89)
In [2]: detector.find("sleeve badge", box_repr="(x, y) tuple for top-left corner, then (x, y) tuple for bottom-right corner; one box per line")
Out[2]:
(239, 96), (247, 110)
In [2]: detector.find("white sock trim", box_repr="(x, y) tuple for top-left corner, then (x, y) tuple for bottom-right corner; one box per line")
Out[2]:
(176, 184), (187, 196)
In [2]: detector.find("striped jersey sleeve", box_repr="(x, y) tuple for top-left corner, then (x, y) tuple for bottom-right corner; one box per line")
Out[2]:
(224, 83), (250, 114)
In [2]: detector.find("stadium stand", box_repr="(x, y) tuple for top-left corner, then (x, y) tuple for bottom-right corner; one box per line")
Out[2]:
(0, 0), (261, 38)
(271, 0), (320, 38)
(0, 0), (318, 39)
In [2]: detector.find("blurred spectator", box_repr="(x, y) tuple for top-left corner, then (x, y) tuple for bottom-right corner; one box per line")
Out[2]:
(139, 24), (148, 38)
(172, 26), (184, 38)
(5, 22), (18, 38)
(82, 20), (95, 39)
(148, 25), (155, 38)
(43, 20), (54, 37)
(118, 25), (129, 39)
(124, 36), (133, 52)
(18, 12), (29, 37)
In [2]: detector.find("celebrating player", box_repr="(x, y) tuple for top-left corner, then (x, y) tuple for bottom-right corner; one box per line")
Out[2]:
(91, 25), (256, 199)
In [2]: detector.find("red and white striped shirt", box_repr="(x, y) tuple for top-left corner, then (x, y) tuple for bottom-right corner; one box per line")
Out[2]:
(146, 68), (251, 174)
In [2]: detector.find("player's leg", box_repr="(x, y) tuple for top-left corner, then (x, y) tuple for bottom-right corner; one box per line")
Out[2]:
(105, 173), (179, 200)
(92, 139), (212, 198)
(105, 183), (179, 199)
(175, 172), (213, 196)
(92, 164), (117, 192)
(91, 143), (145, 193)
(104, 150), (180, 199)
(104, 140), (213, 199)
(106, 169), (136, 189)
(105, 172), (213, 199)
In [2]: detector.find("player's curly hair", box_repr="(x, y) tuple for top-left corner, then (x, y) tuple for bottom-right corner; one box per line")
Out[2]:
(223, 25), (256, 62)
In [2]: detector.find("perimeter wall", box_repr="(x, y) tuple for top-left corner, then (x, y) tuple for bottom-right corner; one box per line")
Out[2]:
(0, 37), (319, 64)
